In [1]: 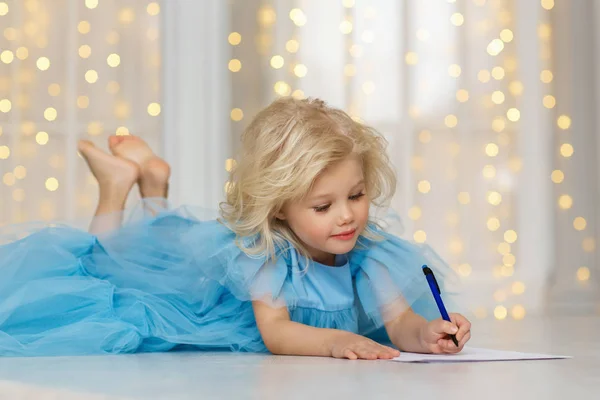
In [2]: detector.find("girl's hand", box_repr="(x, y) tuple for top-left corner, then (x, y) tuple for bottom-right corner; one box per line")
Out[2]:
(419, 313), (471, 354)
(330, 332), (401, 360)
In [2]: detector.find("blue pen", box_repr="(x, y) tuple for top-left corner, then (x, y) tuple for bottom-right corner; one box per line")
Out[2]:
(422, 265), (459, 347)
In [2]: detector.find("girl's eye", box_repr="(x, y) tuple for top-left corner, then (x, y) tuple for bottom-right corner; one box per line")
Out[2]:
(313, 192), (365, 213)
(349, 192), (365, 201)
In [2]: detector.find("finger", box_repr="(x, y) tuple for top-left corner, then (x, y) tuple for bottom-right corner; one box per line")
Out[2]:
(343, 349), (358, 360)
(455, 324), (470, 342)
(382, 345), (401, 357)
(458, 331), (471, 348)
(354, 347), (378, 360)
(438, 338), (460, 353)
(451, 314), (472, 341)
(377, 345), (400, 359)
(434, 320), (459, 335)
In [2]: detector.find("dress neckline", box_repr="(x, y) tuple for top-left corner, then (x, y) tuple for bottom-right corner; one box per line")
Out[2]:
(310, 253), (349, 269)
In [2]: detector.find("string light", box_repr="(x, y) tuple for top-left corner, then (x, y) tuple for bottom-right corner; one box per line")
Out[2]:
(478, 69), (491, 82)
(457, 192), (470, 205)
(506, 108), (520, 121)
(36, 57), (50, 71)
(458, 263), (472, 277)
(491, 91), (505, 104)
(543, 95), (556, 108)
(270, 55), (284, 69)
(541, 0), (555, 11)
(36, 131), (49, 145)
(583, 238), (596, 253)
(286, 39), (299, 53)
(16, 47), (28, 60)
(78, 21), (91, 34)
(485, 143), (499, 157)
(482, 165), (496, 179)
(576, 267), (590, 282)
(497, 242), (511, 255)
(45, 177), (59, 191)
(418, 130), (431, 143)
(408, 206), (422, 220)
(1, 50), (14, 64)
(540, 69), (553, 83)
(445, 114), (458, 127)
(118, 8), (135, 24)
(413, 230), (427, 243)
(456, 89), (469, 102)
(228, 59), (242, 72)
(147, 102), (161, 116)
(85, 70), (98, 83)
(448, 64), (462, 77)
(289, 8), (306, 26)
(450, 13), (464, 26)
(0, 146), (10, 159)
(339, 20), (353, 34)
(558, 194), (573, 210)
(560, 143), (573, 157)
(557, 115), (571, 129)
(417, 180), (431, 194)
(228, 32), (242, 46)
(492, 66), (505, 80)
(509, 81), (524, 96)
(573, 217), (587, 231)
(405, 52), (418, 65)
(487, 39), (504, 56)
(230, 108), (243, 121)
(85, 0), (98, 9)
(147, 2), (160, 16)
(79, 45), (91, 58)
(487, 217), (500, 231)
(511, 305), (526, 320)
(294, 64), (307, 78)
(44, 107), (57, 121)
(494, 306), (507, 320)
(500, 29), (514, 42)
(107, 54), (121, 67)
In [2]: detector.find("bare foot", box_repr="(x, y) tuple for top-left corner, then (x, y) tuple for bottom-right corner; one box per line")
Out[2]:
(108, 135), (171, 198)
(78, 140), (139, 195)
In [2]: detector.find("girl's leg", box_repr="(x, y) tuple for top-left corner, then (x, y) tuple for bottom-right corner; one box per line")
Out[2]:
(108, 135), (171, 212)
(78, 140), (140, 235)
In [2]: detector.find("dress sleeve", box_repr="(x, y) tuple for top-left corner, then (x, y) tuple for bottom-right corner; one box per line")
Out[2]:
(180, 219), (289, 306)
(351, 220), (464, 329)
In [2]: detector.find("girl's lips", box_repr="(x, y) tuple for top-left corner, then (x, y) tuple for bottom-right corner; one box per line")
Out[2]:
(331, 229), (356, 240)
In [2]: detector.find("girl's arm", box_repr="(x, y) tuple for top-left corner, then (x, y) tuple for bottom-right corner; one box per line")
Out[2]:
(252, 301), (399, 359)
(384, 307), (430, 353)
(384, 304), (472, 354)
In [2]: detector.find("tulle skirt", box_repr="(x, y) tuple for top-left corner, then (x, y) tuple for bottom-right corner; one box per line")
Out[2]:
(0, 200), (268, 356)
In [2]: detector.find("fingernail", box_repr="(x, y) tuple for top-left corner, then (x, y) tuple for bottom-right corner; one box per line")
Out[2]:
(451, 326), (458, 333)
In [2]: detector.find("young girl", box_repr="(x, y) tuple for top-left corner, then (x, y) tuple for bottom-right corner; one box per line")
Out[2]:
(0, 97), (471, 358)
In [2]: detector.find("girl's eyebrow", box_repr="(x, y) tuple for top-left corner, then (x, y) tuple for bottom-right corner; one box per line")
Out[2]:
(308, 179), (365, 202)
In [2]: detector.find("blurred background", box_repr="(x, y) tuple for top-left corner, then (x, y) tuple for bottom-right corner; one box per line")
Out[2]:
(0, 0), (599, 322)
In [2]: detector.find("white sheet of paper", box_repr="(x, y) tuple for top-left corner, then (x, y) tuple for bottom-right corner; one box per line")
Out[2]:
(390, 346), (572, 363)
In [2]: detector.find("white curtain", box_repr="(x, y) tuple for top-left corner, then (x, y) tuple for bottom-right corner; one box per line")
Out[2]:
(1, 0), (598, 319)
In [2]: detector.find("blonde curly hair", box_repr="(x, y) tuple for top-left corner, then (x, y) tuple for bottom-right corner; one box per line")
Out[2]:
(219, 97), (397, 263)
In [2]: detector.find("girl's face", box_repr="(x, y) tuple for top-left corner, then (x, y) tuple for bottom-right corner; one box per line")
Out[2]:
(276, 155), (370, 266)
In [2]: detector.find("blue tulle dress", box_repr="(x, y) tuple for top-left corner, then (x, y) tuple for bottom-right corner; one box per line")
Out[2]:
(0, 200), (460, 357)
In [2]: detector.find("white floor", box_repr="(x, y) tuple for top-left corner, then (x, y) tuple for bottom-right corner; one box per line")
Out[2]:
(0, 315), (597, 400)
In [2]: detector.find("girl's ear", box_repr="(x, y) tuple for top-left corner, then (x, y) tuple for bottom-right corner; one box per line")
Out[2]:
(275, 205), (286, 220)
